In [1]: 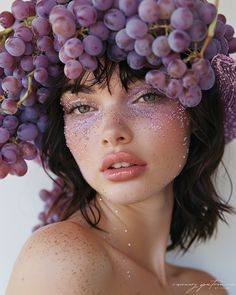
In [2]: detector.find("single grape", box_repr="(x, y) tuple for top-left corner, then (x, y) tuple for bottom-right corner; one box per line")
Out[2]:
(64, 38), (84, 59)
(0, 52), (15, 69)
(64, 59), (83, 80)
(33, 55), (49, 69)
(83, 35), (104, 56)
(17, 123), (39, 141)
(37, 36), (54, 52)
(158, 0), (176, 19)
(134, 34), (154, 56)
(37, 115), (48, 133)
(2, 76), (21, 94)
(104, 8), (126, 31)
(204, 39), (218, 60)
(170, 7), (193, 30)
(145, 70), (167, 90)
(1, 145), (18, 164)
(1, 99), (18, 115)
(214, 20), (226, 39)
(198, 2), (217, 25)
(0, 11), (15, 28)
(166, 79), (183, 99)
(32, 17), (51, 36)
(126, 18), (148, 39)
(0, 162), (10, 179)
(152, 36), (171, 58)
(179, 85), (202, 107)
(224, 24), (235, 40)
(10, 158), (28, 176)
(11, 0), (30, 21)
(107, 44), (127, 62)
(192, 58), (211, 77)
(199, 66), (215, 91)
(51, 16), (76, 39)
(188, 20), (208, 42)
(24, 42), (34, 56)
(116, 29), (135, 51)
(14, 24), (34, 42)
(19, 141), (38, 160)
(167, 59), (187, 78)
(5, 37), (26, 57)
(89, 21), (110, 41)
(34, 68), (49, 84)
(3, 115), (19, 131)
(119, 0), (138, 16)
(79, 53), (98, 71)
(168, 29), (191, 53)
(0, 127), (10, 144)
(182, 70), (199, 88)
(127, 51), (146, 70)
(92, 0), (113, 11)
(20, 56), (34, 72)
(162, 52), (180, 67)
(138, 0), (161, 23)
(75, 4), (97, 27)
(146, 54), (162, 66)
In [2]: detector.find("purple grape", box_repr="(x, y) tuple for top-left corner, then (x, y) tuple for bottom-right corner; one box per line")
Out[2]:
(79, 52), (98, 71)
(175, 0), (200, 9)
(10, 158), (28, 176)
(14, 24), (33, 42)
(32, 17), (51, 36)
(182, 70), (199, 88)
(116, 29), (135, 51)
(224, 24), (235, 41)
(37, 115), (48, 133)
(75, 4), (97, 27)
(107, 44), (127, 62)
(0, 127), (10, 144)
(126, 18), (148, 39)
(1, 99), (18, 115)
(162, 52), (180, 67)
(104, 8), (126, 31)
(229, 38), (236, 54)
(17, 123), (39, 141)
(2, 76), (21, 94)
(5, 37), (26, 57)
(64, 59), (83, 80)
(188, 20), (208, 42)
(167, 59), (187, 78)
(64, 38), (84, 59)
(204, 39), (218, 60)
(168, 29), (191, 53)
(24, 42), (34, 55)
(36, 0), (57, 18)
(3, 115), (19, 131)
(83, 35), (104, 56)
(20, 56), (34, 72)
(51, 16), (76, 39)
(199, 66), (215, 91)
(0, 11), (15, 28)
(166, 79), (183, 99)
(214, 20), (226, 39)
(198, 2), (217, 25)
(37, 36), (54, 52)
(145, 70), (167, 90)
(11, 0), (30, 21)
(127, 51), (146, 70)
(92, 0), (113, 11)
(1, 145), (18, 164)
(89, 21), (110, 41)
(138, 0), (161, 23)
(146, 54), (162, 66)
(158, 0), (176, 19)
(0, 162), (10, 179)
(34, 68), (49, 84)
(0, 52), (15, 68)
(192, 58), (211, 77)
(134, 34), (154, 56)
(152, 36), (171, 58)
(170, 7), (193, 30)
(119, 0), (138, 16)
(179, 85), (202, 107)
(19, 141), (38, 160)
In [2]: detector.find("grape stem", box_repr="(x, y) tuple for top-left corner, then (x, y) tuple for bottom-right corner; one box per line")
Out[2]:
(17, 70), (34, 106)
(199, 0), (220, 58)
(148, 23), (172, 36)
(24, 15), (37, 27)
(77, 27), (89, 38)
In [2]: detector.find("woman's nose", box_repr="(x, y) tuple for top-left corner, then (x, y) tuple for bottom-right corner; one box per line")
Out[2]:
(100, 109), (133, 146)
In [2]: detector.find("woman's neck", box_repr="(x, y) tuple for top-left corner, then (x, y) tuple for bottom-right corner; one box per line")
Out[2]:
(94, 183), (174, 286)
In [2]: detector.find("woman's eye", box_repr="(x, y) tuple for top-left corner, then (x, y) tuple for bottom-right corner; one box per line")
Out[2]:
(137, 92), (163, 103)
(72, 104), (95, 114)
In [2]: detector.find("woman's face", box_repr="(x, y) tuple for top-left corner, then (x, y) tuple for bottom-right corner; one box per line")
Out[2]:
(61, 70), (191, 205)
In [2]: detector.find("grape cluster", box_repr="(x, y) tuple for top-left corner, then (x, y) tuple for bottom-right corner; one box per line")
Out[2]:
(0, 0), (236, 227)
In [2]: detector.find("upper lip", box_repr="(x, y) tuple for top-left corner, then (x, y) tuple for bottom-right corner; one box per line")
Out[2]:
(100, 151), (147, 172)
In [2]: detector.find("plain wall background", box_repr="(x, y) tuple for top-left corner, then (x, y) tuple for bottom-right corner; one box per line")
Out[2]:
(1, 1), (236, 294)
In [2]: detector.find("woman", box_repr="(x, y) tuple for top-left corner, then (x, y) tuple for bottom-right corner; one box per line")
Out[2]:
(2, 0), (236, 294)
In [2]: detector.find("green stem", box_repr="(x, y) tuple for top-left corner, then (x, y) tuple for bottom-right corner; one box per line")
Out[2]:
(17, 71), (34, 106)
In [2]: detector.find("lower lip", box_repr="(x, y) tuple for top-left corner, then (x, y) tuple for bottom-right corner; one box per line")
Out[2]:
(102, 165), (147, 182)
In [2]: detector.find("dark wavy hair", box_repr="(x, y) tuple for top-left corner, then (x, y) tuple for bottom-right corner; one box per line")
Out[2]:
(40, 57), (234, 253)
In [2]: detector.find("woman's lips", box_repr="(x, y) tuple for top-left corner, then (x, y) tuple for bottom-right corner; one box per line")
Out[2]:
(100, 151), (146, 172)
(102, 164), (147, 182)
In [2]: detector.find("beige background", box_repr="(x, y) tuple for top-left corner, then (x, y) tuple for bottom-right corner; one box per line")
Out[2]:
(0, 1), (236, 294)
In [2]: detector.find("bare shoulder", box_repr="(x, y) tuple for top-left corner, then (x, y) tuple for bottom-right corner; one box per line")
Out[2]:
(176, 265), (228, 295)
(6, 221), (113, 295)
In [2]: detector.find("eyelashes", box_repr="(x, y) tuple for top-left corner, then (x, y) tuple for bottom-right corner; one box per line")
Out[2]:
(64, 89), (165, 115)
